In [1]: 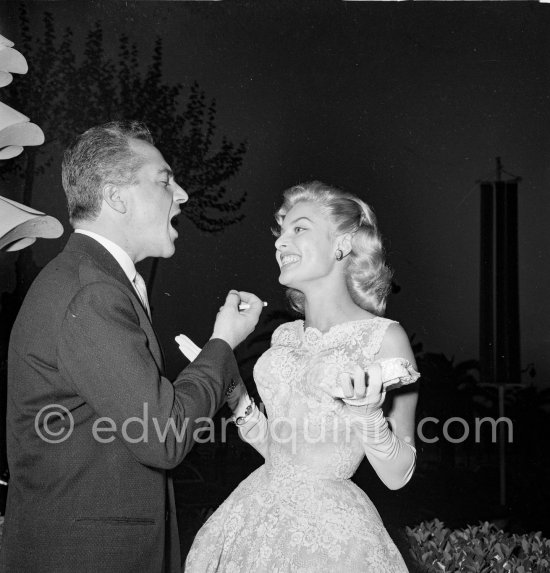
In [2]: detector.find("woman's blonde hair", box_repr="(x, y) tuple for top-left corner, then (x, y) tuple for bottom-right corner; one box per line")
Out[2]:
(274, 181), (393, 316)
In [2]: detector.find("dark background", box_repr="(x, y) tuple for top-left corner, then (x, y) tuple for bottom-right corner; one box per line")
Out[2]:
(1, 0), (549, 564)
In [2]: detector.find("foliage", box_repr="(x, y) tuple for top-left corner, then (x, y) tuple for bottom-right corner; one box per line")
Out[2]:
(407, 519), (550, 573)
(410, 338), (480, 466)
(0, 6), (247, 232)
(413, 339), (480, 418)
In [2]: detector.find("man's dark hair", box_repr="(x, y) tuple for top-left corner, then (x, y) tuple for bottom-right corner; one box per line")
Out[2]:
(61, 120), (154, 223)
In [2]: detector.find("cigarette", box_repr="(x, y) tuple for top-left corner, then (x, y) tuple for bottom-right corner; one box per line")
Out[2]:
(238, 301), (268, 311)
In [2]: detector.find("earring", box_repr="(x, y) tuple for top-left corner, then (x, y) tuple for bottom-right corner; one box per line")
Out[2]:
(335, 249), (343, 261)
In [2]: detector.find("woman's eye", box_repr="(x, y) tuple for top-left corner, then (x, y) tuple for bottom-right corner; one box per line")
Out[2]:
(294, 226), (305, 233)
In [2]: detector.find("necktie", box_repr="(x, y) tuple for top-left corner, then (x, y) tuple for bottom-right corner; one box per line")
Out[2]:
(133, 271), (151, 319)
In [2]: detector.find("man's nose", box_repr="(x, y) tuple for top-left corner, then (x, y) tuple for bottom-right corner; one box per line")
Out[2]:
(173, 183), (188, 204)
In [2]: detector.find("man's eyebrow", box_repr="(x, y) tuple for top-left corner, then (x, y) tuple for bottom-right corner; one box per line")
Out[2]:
(158, 168), (174, 178)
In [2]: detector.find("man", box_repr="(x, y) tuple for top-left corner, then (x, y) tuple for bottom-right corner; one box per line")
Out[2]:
(0, 121), (263, 572)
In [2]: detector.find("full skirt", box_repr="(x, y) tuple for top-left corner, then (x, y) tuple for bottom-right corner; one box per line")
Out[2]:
(185, 465), (408, 572)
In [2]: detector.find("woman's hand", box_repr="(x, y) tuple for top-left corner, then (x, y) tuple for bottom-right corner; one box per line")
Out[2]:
(318, 362), (386, 414)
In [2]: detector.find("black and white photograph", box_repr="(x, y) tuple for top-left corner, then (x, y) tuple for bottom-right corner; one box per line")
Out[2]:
(0, 1), (549, 571)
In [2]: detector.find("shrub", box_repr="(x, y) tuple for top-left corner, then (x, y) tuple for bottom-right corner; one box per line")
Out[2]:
(406, 519), (550, 572)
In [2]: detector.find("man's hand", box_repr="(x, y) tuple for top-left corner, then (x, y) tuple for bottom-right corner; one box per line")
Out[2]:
(210, 290), (264, 349)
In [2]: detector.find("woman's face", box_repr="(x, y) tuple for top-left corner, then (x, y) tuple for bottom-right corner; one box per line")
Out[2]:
(274, 201), (339, 290)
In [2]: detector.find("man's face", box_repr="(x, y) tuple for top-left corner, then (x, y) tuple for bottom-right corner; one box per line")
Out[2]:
(123, 139), (188, 262)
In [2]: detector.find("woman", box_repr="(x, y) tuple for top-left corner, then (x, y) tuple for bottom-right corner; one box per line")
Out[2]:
(185, 181), (419, 572)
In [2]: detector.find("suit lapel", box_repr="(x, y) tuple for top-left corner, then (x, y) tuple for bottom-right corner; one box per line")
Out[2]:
(65, 234), (166, 375)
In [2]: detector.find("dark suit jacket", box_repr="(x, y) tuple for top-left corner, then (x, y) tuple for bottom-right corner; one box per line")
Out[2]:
(0, 233), (241, 572)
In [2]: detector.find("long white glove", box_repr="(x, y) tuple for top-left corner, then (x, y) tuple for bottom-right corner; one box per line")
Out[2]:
(332, 359), (419, 490)
(345, 404), (416, 490)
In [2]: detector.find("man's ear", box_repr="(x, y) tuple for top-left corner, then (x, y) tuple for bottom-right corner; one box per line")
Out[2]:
(102, 184), (127, 214)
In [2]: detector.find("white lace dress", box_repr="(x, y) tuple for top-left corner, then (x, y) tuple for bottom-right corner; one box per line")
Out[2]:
(185, 317), (417, 572)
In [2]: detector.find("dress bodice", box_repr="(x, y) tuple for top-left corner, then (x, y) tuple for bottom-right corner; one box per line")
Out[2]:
(253, 317), (396, 481)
